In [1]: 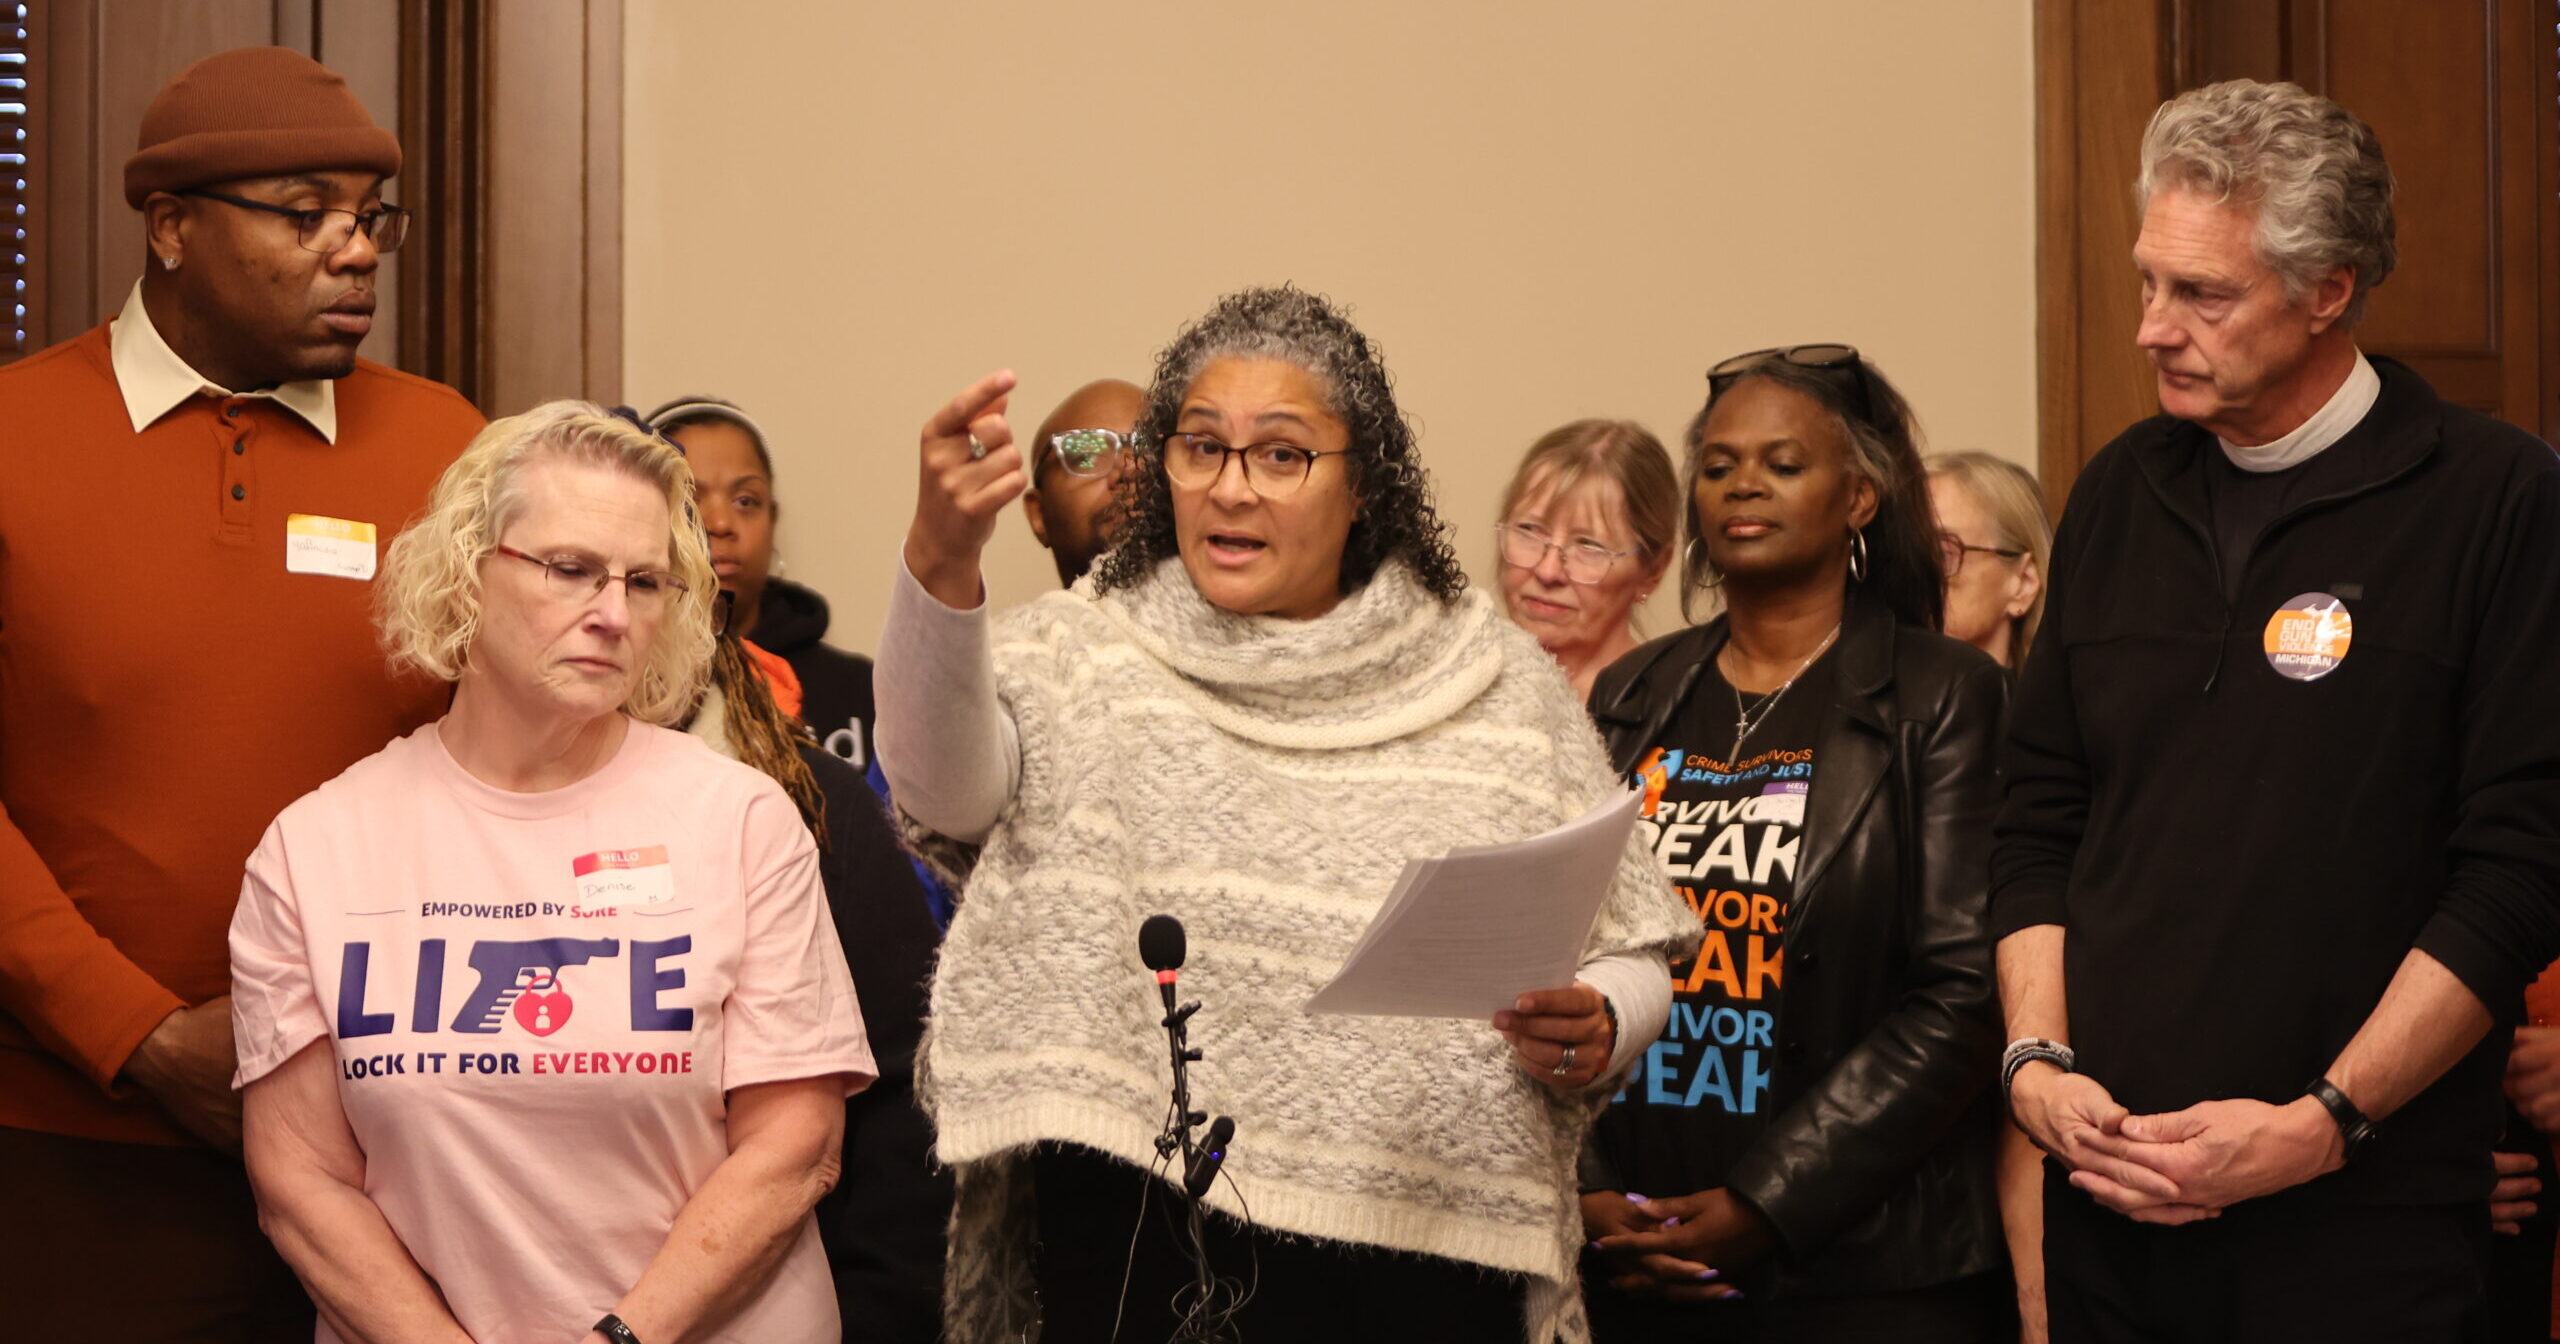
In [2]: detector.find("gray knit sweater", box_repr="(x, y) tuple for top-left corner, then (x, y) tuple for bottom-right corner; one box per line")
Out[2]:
(897, 559), (1695, 1342)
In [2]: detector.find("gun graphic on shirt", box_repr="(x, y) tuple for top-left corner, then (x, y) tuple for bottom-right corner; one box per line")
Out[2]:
(451, 937), (621, 1034)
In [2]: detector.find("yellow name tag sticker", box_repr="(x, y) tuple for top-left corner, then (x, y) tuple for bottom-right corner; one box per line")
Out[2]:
(285, 514), (378, 580)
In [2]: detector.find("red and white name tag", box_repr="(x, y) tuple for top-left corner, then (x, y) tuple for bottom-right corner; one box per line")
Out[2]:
(571, 845), (674, 907)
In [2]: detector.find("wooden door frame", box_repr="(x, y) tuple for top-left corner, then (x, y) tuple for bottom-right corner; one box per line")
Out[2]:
(2034, 0), (2560, 506)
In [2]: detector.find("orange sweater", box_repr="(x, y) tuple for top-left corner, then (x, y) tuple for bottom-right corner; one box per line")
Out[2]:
(0, 323), (483, 1144)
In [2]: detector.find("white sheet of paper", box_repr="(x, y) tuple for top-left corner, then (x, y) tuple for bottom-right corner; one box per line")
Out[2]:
(1304, 789), (1643, 1019)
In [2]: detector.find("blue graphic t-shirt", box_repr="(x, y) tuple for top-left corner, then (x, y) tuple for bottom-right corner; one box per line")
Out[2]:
(1589, 652), (1824, 1202)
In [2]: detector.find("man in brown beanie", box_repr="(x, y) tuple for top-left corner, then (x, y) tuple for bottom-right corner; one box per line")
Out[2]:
(0, 46), (484, 1340)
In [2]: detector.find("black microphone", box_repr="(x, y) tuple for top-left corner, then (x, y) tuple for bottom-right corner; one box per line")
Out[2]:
(1140, 914), (1186, 1016)
(1183, 1115), (1235, 1200)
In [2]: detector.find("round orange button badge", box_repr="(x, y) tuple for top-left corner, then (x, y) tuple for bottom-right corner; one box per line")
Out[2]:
(2263, 591), (2353, 681)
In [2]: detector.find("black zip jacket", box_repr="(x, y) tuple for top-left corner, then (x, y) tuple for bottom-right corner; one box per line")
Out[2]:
(756, 577), (877, 768)
(1991, 357), (2560, 1204)
(800, 742), (951, 1339)
(1590, 593), (2010, 1295)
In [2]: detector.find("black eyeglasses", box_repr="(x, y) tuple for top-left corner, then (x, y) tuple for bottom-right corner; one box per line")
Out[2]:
(1041, 428), (1135, 480)
(178, 189), (412, 255)
(1936, 531), (2027, 578)
(1161, 433), (1343, 497)
(1707, 343), (1872, 422)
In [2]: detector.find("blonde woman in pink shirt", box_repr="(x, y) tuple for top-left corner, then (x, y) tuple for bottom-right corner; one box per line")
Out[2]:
(230, 403), (873, 1344)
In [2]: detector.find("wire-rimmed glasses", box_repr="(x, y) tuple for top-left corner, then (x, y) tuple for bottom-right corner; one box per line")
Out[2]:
(492, 544), (688, 608)
(1936, 530), (2026, 577)
(1495, 521), (1631, 584)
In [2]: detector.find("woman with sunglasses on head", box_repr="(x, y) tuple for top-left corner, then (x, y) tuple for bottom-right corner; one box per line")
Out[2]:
(1582, 346), (2012, 1341)
(878, 286), (1695, 1344)
(1494, 419), (1680, 698)
(1925, 451), (2050, 676)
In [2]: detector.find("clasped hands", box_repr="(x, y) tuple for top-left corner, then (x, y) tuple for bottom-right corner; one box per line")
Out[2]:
(2007, 1062), (2347, 1224)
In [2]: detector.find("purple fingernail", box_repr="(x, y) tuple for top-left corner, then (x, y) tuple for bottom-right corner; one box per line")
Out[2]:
(1625, 1192), (1647, 1202)
(1694, 1268), (1719, 1280)
(1587, 1240), (1603, 1251)
(1662, 1217), (1682, 1227)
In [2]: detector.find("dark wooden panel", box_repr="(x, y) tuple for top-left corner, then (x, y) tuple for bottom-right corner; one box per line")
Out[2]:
(83, 0), (277, 325)
(2313, 0), (2498, 353)
(2037, 0), (2172, 513)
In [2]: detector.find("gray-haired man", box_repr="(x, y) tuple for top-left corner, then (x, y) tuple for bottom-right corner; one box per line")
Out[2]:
(1992, 79), (2560, 1338)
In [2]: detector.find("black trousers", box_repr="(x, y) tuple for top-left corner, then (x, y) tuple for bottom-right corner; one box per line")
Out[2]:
(815, 1079), (953, 1344)
(2043, 1160), (2488, 1344)
(1031, 1143), (1527, 1343)
(0, 1124), (314, 1343)
(1582, 1255), (2009, 1343)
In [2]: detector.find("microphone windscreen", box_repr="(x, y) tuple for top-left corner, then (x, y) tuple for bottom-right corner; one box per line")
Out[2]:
(1138, 914), (1187, 972)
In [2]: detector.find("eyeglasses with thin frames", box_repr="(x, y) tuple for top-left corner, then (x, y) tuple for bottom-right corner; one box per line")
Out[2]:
(1161, 433), (1343, 498)
(1495, 521), (1632, 585)
(492, 545), (689, 608)
(177, 188), (412, 255)
(1936, 531), (2026, 578)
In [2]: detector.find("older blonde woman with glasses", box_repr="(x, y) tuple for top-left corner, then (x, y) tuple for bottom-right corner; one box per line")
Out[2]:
(1493, 419), (1680, 698)
(230, 402), (874, 1344)
(1923, 452), (2049, 674)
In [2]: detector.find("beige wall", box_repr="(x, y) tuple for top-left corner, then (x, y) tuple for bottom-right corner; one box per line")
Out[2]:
(624, 0), (2038, 657)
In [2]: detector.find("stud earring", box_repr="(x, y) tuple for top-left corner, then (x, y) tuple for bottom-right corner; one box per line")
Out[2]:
(160, 255), (178, 271)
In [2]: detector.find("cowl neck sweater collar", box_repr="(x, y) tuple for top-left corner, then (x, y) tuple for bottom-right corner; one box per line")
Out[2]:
(1089, 557), (1505, 750)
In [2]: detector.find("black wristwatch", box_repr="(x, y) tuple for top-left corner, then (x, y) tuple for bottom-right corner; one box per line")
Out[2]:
(594, 1313), (643, 1344)
(2305, 1077), (2378, 1162)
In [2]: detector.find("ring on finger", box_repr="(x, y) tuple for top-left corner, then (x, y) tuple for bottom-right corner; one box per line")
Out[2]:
(1552, 1043), (1577, 1078)
(967, 434), (988, 461)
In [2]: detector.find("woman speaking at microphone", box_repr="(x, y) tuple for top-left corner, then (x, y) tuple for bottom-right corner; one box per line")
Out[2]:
(877, 286), (1695, 1344)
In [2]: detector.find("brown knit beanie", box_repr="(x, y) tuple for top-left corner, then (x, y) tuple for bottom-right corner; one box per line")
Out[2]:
(122, 47), (402, 208)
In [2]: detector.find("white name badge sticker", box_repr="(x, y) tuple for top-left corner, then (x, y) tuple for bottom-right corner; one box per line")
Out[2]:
(572, 845), (676, 908)
(285, 514), (378, 580)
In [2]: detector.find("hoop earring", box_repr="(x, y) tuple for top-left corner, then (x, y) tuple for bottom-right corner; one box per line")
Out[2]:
(1686, 535), (1724, 591)
(1848, 528), (1869, 582)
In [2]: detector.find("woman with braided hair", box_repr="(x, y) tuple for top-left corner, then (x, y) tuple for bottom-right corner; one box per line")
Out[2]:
(878, 285), (1695, 1343)
(656, 415), (954, 1344)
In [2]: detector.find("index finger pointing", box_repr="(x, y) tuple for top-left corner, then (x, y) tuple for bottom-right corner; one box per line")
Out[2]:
(928, 369), (1019, 438)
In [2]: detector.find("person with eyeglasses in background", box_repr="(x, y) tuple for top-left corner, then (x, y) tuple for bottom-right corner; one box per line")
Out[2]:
(1583, 344), (2012, 1342)
(1021, 378), (1146, 587)
(0, 48), (486, 1340)
(1918, 450), (2057, 1338)
(232, 403), (873, 1344)
(1493, 420), (1678, 699)
(1925, 453), (2049, 678)
(879, 285), (1694, 1343)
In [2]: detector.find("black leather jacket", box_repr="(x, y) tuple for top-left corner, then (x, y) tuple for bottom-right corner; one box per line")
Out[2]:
(1587, 593), (2009, 1296)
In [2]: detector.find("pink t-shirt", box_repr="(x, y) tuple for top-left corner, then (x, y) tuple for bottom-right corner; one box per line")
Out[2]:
(231, 720), (874, 1344)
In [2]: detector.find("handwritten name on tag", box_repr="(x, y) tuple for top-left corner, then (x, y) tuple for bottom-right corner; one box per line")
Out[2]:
(572, 845), (675, 907)
(285, 514), (378, 580)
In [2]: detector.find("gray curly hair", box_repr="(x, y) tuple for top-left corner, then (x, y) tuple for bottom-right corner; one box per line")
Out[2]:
(1094, 284), (1467, 603)
(2136, 78), (2396, 327)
